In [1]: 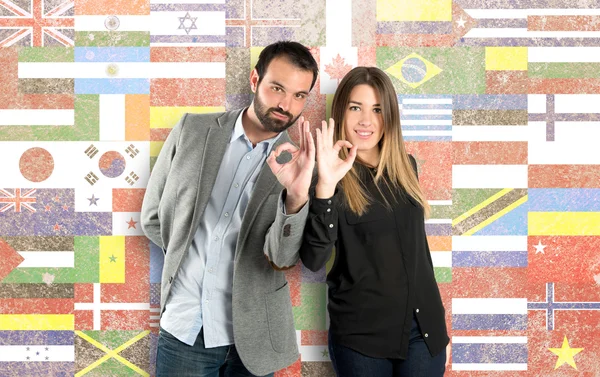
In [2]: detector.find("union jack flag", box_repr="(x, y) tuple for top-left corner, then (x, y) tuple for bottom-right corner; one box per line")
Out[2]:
(0, 0), (74, 47)
(0, 188), (37, 213)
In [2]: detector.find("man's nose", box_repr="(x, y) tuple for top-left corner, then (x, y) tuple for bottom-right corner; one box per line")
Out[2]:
(277, 95), (292, 113)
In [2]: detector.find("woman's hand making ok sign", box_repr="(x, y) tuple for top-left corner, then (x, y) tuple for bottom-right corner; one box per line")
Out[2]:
(314, 118), (357, 199)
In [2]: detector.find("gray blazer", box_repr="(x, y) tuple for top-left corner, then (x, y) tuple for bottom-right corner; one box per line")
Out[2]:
(140, 109), (308, 375)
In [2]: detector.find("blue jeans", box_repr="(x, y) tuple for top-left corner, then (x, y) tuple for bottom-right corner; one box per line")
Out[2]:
(328, 315), (446, 377)
(156, 327), (274, 377)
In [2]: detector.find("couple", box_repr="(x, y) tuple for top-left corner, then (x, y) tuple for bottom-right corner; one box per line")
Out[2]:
(141, 41), (449, 377)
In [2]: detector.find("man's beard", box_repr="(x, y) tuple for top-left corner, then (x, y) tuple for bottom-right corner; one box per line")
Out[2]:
(253, 90), (300, 133)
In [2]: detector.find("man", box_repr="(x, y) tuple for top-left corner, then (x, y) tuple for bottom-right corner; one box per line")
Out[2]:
(140, 41), (319, 376)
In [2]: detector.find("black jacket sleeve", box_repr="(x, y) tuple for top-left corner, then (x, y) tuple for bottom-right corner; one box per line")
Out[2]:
(298, 191), (340, 272)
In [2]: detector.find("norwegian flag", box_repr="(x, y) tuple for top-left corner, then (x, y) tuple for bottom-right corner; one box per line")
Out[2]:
(0, 0), (74, 47)
(0, 188), (36, 213)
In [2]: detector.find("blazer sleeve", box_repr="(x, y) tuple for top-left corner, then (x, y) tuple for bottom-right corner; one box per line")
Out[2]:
(262, 189), (310, 270)
(140, 114), (186, 249)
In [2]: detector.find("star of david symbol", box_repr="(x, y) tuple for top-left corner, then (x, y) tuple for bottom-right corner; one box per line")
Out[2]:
(178, 12), (198, 35)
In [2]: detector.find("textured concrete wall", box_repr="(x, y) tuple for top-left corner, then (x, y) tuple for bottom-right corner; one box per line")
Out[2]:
(1, 0), (600, 376)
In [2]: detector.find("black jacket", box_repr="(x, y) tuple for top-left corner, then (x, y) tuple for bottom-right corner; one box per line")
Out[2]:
(299, 156), (449, 359)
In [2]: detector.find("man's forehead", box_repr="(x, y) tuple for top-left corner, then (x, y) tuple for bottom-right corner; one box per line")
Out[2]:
(265, 57), (313, 79)
(262, 58), (313, 91)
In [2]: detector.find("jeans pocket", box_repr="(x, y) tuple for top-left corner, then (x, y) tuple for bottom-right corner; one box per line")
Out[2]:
(159, 327), (182, 346)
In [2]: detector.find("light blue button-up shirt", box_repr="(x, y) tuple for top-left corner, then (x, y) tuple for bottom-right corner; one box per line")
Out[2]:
(160, 110), (281, 347)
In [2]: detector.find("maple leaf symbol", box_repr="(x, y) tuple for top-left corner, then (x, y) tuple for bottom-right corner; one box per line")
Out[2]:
(324, 54), (352, 84)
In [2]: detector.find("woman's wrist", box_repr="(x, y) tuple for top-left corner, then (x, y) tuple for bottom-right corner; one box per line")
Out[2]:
(315, 182), (336, 199)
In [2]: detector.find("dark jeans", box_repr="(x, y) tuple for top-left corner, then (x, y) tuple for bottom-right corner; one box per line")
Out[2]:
(156, 327), (274, 377)
(328, 315), (446, 377)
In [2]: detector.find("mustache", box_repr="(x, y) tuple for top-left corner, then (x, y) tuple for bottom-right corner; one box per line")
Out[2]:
(268, 109), (292, 119)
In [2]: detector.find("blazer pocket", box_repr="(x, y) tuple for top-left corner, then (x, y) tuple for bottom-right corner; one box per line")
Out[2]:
(265, 282), (296, 354)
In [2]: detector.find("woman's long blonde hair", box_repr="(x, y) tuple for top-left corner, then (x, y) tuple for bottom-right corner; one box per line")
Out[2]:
(331, 66), (430, 217)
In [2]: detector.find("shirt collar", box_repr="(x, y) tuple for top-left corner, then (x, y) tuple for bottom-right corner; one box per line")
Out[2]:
(230, 108), (282, 155)
(230, 110), (246, 143)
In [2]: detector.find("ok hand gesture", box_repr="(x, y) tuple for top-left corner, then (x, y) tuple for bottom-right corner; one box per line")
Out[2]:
(267, 116), (315, 213)
(315, 118), (357, 198)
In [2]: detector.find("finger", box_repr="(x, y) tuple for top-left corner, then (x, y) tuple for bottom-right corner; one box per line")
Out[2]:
(266, 150), (281, 173)
(287, 149), (301, 165)
(273, 142), (299, 157)
(328, 118), (336, 148)
(305, 118), (310, 138)
(315, 128), (322, 153)
(342, 145), (358, 169)
(325, 119), (333, 149)
(302, 119), (310, 153)
(332, 140), (353, 153)
(319, 120), (326, 149)
(306, 127), (316, 160)
(321, 120), (330, 150)
(297, 116), (305, 151)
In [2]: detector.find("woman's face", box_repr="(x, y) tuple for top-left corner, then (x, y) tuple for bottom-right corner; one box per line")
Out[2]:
(343, 84), (384, 157)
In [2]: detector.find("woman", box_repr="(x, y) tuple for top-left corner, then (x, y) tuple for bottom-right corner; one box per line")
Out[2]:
(300, 66), (449, 377)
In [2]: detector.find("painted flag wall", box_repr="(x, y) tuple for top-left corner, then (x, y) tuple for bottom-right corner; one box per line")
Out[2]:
(2, 0), (600, 376)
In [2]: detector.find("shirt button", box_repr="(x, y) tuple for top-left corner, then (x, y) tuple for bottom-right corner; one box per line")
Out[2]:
(235, 183), (239, 188)
(327, 200), (332, 204)
(327, 208), (331, 212)
(246, 155), (251, 160)
(416, 308), (420, 313)
(424, 333), (429, 338)
(214, 236), (219, 241)
(224, 212), (229, 217)
(329, 224), (334, 228)
(209, 268), (214, 273)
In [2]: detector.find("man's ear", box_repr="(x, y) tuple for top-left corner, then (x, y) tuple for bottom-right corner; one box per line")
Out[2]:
(249, 68), (259, 93)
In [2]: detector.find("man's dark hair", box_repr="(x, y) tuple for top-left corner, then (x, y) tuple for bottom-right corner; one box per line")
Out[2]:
(254, 41), (319, 91)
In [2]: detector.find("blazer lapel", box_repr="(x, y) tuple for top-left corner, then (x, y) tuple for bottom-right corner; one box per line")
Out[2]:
(193, 109), (242, 218)
(236, 131), (292, 255)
